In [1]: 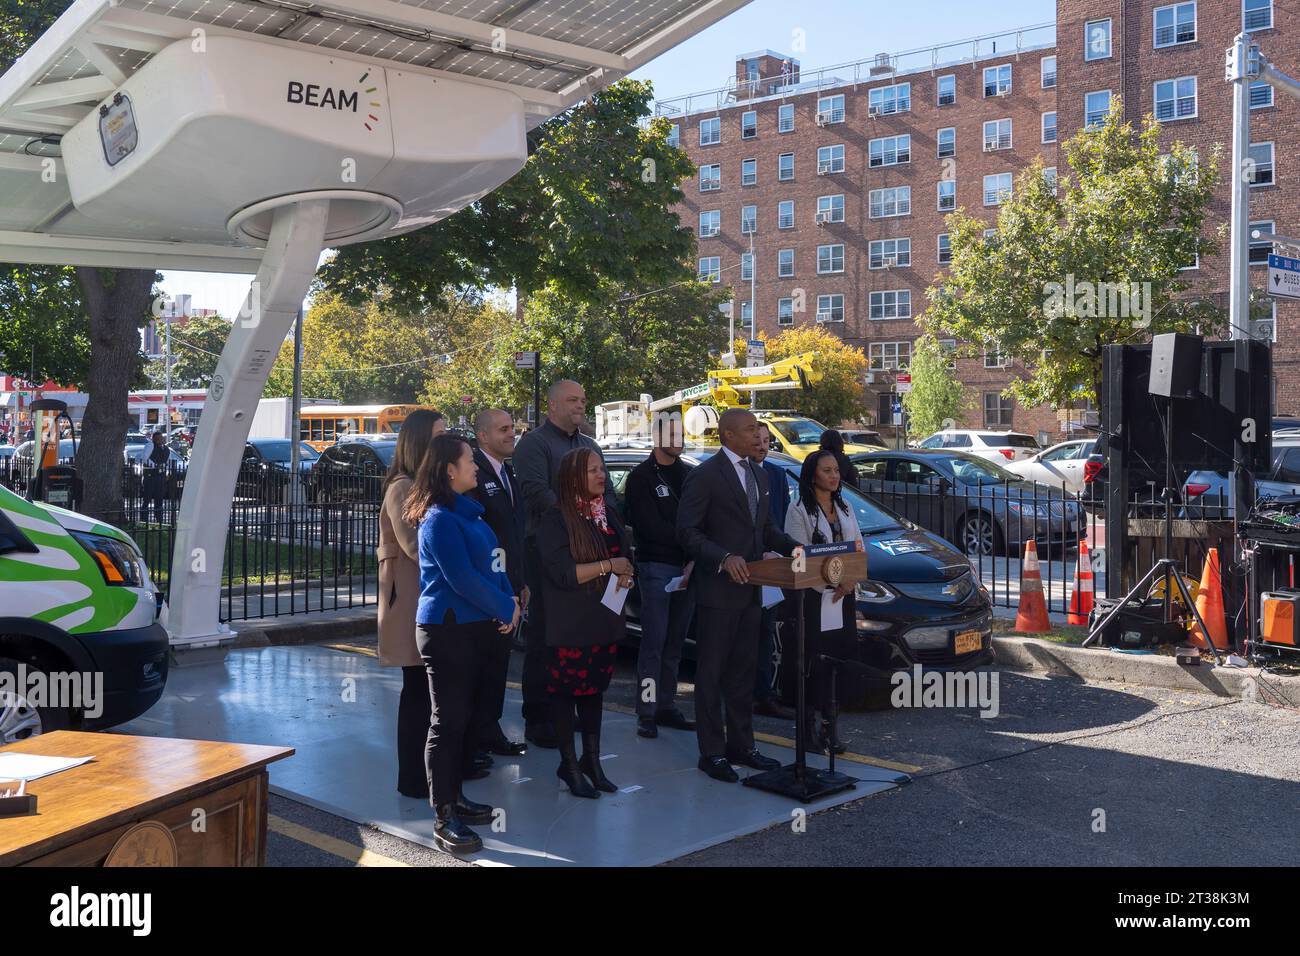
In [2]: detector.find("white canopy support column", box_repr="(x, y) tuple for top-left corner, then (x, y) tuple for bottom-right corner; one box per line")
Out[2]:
(161, 199), (329, 650)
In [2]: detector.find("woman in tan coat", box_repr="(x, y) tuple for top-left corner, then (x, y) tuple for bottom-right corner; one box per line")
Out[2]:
(378, 408), (445, 798)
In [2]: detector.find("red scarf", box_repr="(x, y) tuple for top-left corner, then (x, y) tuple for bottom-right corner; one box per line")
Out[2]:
(575, 494), (610, 533)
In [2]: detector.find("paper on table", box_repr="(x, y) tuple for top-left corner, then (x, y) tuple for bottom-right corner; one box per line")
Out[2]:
(820, 589), (843, 632)
(761, 586), (784, 609)
(602, 573), (631, 614)
(0, 752), (94, 781)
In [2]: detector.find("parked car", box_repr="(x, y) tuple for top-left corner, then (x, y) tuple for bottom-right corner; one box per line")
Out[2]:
(236, 439), (320, 503)
(849, 449), (1082, 556)
(915, 429), (1041, 463)
(839, 429), (885, 447)
(308, 435), (394, 502)
(1183, 430), (1300, 518)
(1005, 439), (1097, 494)
(561, 445), (994, 709)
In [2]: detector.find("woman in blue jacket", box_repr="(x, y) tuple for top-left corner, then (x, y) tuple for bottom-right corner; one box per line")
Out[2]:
(403, 433), (520, 854)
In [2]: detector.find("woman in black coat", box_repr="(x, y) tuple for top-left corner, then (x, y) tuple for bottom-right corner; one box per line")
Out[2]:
(535, 446), (634, 799)
(819, 429), (860, 490)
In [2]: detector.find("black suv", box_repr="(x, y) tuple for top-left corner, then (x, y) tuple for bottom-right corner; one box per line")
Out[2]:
(308, 437), (395, 503)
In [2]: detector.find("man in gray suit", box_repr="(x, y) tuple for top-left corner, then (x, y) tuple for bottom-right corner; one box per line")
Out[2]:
(676, 409), (800, 782)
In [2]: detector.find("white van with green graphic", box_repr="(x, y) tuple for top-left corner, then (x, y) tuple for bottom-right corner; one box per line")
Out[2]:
(0, 483), (168, 744)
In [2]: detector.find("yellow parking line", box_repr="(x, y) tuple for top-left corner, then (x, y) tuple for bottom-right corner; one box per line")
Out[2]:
(321, 643), (377, 657)
(752, 732), (922, 774)
(268, 814), (409, 867)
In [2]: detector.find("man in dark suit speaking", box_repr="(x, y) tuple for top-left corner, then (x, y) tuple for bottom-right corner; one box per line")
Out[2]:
(677, 408), (801, 782)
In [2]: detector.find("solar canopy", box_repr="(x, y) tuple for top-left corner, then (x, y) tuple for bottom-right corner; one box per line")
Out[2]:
(0, 0), (748, 271)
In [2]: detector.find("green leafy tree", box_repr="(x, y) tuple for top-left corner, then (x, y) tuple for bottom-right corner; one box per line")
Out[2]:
(902, 334), (972, 437)
(1, 1), (157, 523)
(758, 326), (869, 426)
(143, 314), (233, 389)
(925, 101), (1224, 407)
(318, 79), (697, 311)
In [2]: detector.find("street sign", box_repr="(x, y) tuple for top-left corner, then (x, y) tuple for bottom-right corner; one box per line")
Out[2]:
(514, 351), (538, 370)
(895, 372), (912, 394)
(746, 339), (766, 368)
(1268, 254), (1300, 299)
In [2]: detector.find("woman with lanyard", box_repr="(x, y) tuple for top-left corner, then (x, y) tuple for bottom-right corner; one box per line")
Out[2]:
(784, 449), (863, 755)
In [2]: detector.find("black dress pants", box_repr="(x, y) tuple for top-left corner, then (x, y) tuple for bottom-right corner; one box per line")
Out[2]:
(693, 603), (761, 758)
(417, 618), (492, 807)
(471, 625), (513, 748)
(397, 664), (432, 795)
(521, 540), (551, 725)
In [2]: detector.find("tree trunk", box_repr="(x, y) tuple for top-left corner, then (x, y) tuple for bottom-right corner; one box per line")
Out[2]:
(74, 267), (157, 526)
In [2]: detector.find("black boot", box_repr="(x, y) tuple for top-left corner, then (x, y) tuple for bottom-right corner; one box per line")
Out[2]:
(801, 709), (826, 755)
(455, 792), (495, 825)
(556, 735), (599, 799)
(433, 805), (483, 854)
(579, 731), (618, 793)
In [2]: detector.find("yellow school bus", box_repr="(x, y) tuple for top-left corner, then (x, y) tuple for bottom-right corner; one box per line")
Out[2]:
(299, 404), (428, 450)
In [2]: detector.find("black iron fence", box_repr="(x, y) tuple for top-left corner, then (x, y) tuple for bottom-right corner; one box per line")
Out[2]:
(1, 457), (379, 622)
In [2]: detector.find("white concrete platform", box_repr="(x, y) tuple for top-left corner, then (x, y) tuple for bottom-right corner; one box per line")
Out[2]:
(119, 646), (906, 866)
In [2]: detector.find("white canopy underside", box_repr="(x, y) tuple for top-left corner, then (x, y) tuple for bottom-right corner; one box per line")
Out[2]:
(0, 0), (746, 271)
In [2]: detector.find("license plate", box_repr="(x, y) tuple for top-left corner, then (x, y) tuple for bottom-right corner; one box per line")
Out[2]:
(954, 629), (982, 655)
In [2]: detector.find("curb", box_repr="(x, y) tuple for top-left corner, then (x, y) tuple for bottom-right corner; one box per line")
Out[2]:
(231, 607), (379, 648)
(992, 634), (1300, 707)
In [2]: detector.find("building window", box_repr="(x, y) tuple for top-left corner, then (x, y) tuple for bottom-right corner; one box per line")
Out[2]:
(817, 244), (845, 274)
(1154, 2), (1197, 48)
(816, 194), (845, 224)
(869, 134), (911, 168)
(778, 152), (794, 180)
(870, 341), (913, 370)
(984, 173), (1013, 206)
(698, 209), (720, 238)
(870, 238), (910, 269)
(740, 300), (753, 330)
(741, 205), (757, 234)
(938, 180), (956, 211)
(1085, 90), (1112, 128)
(1085, 19), (1112, 60)
(984, 344), (1009, 368)
(742, 158), (757, 186)
(778, 297), (794, 326)
(700, 117), (720, 146)
(816, 294), (845, 323)
(1251, 81), (1274, 109)
(1042, 111), (1058, 143)
(870, 186), (911, 218)
(1154, 76), (1197, 121)
(1252, 300), (1277, 343)
(741, 110), (757, 138)
(983, 118), (1012, 151)
(778, 200), (795, 229)
(870, 290), (911, 319)
(869, 82), (911, 115)
(937, 74), (956, 106)
(1244, 0), (1273, 31)
(937, 233), (952, 264)
(741, 252), (754, 280)
(700, 164), (721, 191)
(778, 248), (794, 277)
(1250, 220), (1275, 264)
(817, 144), (846, 174)
(778, 103), (795, 133)
(667, 124), (679, 148)
(984, 392), (1014, 428)
(1041, 55), (1057, 89)
(937, 127), (956, 159)
(1043, 166), (1058, 191)
(698, 256), (721, 282)
(983, 64), (1012, 97)
(1249, 142), (1275, 186)
(817, 94), (845, 125)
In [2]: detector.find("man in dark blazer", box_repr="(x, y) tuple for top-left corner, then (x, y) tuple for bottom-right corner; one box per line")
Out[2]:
(677, 409), (801, 782)
(467, 408), (528, 760)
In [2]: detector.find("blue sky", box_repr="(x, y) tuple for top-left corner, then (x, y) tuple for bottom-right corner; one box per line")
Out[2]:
(159, 0), (1055, 319)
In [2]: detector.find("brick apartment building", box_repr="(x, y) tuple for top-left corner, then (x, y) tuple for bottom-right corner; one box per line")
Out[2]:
(658, 0), (1293, 441)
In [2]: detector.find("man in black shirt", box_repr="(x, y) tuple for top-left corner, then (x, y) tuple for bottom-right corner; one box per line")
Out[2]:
(624, 421), (696, 738)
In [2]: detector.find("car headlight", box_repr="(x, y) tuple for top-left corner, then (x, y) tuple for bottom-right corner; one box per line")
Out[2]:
(70, 531), (147, 587)
(855, 580), (897, 603)
(1007, 501), (1049, 517)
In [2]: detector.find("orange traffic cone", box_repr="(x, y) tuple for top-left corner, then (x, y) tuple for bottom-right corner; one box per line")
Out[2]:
(1190, 548), (1228, 652)
(1067, 540), (1095, 625)
(1015, 540), (1052, 633)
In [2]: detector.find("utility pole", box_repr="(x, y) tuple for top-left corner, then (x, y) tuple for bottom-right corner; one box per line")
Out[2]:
(289, 307), (304, 506)
(164, 310), (173, 443)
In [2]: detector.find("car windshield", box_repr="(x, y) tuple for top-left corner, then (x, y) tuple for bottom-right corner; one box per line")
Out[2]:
(771, 419), (825, 445)
(947, 455), (1017, 483)
(373, 443), (396, 465)
(256, 440), (320, 463)
(781, 469), (900, 534)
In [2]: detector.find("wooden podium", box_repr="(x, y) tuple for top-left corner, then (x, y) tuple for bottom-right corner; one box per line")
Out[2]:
(743, 542), (867, 802)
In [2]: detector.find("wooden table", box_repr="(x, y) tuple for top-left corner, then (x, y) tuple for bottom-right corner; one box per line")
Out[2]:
(0, 732), (294, 867)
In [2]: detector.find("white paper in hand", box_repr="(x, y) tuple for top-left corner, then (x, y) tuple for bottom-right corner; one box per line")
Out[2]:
(664, 575), (687, 593)
(602, 574), (631, 614)
(820, 589), (842, 632)
(762, 586), (784, 609)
